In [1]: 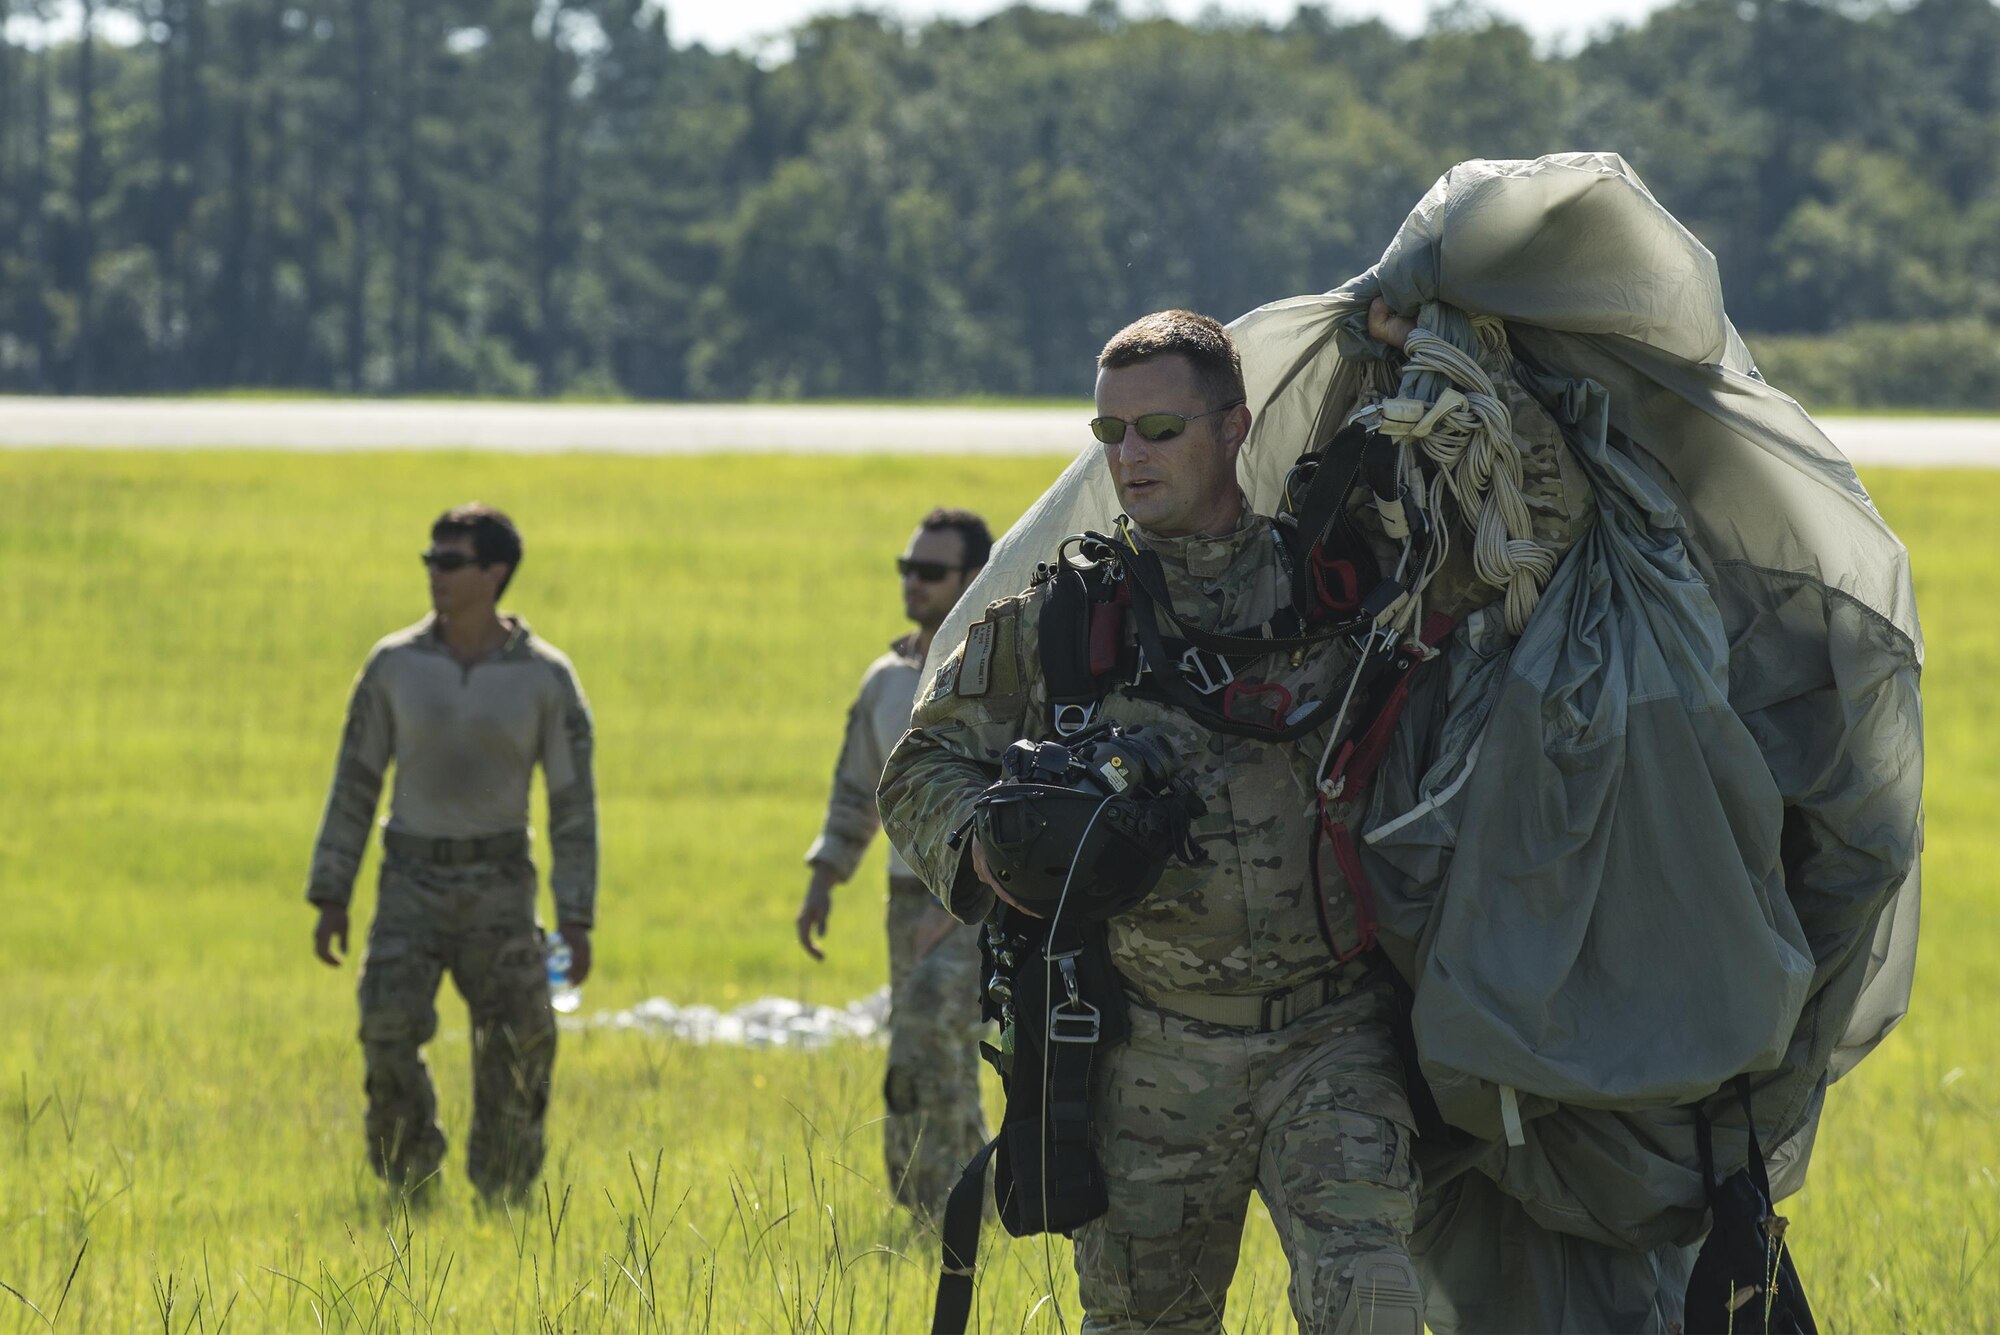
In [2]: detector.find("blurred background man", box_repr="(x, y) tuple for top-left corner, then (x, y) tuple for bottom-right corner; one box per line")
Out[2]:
(794, 507), (992, 1222)
(306, 503), (597, 1202)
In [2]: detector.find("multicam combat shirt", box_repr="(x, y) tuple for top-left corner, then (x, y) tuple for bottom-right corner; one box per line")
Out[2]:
(879, 511), (1369, 997)
(305, 615), (598, 926)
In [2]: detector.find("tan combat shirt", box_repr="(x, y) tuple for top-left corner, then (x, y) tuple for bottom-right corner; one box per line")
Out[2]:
(880, 513), (1367, 997)
(305, 615), (598, 925)
(805, 634), (922, 881)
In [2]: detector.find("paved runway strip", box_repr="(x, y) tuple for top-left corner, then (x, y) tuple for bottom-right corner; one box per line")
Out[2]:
(1, 396), (1995, 465)
(0, 398), (1084, 454)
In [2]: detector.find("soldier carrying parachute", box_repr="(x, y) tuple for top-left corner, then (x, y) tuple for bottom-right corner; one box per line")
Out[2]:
(889, 153), (1920, 1334)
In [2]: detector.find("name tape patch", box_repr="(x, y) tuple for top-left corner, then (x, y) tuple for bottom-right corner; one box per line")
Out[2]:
(959, 619), (997, 697)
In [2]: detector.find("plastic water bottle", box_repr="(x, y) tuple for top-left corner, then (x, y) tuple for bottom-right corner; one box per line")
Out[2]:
(546, 930), (582, 1014)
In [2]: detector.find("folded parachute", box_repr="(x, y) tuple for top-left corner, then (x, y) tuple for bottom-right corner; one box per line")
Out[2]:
(919, 152), (1922, 1251)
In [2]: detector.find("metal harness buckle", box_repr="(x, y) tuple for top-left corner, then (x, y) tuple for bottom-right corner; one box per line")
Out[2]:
(1348, 621), (1399, 663)
(1048, 1000), (1102, 1044)
(1053, 702), (1097, 736)
(1179, 647), (1236, 696)
(1047, 952), (1103, 1043)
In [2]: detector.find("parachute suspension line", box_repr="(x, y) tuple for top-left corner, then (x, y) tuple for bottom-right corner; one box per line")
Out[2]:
(1363, 305), (1557, 634)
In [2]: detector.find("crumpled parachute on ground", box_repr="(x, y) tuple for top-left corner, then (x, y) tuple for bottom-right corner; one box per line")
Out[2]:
(591, 987), (891, 1047)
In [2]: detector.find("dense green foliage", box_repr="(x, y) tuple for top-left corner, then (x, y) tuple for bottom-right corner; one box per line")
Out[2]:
(3, 0), (2000, 401)
(1750, 321), (2000, 411)
(0, 449), (1995, 1330)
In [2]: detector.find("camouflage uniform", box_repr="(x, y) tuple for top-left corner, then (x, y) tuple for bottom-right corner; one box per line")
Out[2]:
(807, 634), (986, 1220)
(880, 515), (1422, 1334)
(307, 615), (596, 1199)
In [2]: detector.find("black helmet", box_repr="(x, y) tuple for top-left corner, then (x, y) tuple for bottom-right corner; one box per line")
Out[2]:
(971, 727), (1206, 920)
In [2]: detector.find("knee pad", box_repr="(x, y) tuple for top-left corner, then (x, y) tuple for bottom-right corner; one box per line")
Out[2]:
(1331, 1250), (1423, 1335)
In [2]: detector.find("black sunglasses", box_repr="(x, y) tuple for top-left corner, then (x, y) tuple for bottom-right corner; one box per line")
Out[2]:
(897, 557), (963, 582)
(420, 549), (484, 572)
(1088, 400), (1244, 446)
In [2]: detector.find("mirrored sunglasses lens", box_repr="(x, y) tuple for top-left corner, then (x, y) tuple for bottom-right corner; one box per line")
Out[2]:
(1135, 413), (1188, 442)
(1088, 417), (1124, 445)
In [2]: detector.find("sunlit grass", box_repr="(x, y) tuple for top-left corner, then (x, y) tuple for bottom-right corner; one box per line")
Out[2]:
(0, 452), (1991, 1331)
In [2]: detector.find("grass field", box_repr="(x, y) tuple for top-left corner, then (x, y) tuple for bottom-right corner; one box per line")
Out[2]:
(0, 450), (1993, 1333)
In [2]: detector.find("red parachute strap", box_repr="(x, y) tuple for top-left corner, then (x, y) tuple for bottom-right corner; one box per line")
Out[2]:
(1319, 613), (1454, 802)
(1327, 815), (1378, 957)
(1310, 551), (1363, 616)
(1222, 679), (1294, 730)
(1311, 612), (1456, 961)
(1087, 579), (1132, 677)
(1312, 793), (1376, 960)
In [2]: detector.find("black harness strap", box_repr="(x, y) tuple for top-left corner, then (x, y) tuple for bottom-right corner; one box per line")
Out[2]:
(1111, 429), (1428, 667)
(1039, 552), (1107, 735)
(1686, 1075), (1820, 1334)
(1279, 417), (1395, 620)
(1126, 571), (1384, 742)
(1695, 1076), (1771, 1202)
(931, 914), (1127, 1335)
(931, 1138), (997, 1335)
(1118, 543), (1390, 657)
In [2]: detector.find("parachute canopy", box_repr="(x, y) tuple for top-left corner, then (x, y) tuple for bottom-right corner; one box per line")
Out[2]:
(915, 152), (1922, 1248)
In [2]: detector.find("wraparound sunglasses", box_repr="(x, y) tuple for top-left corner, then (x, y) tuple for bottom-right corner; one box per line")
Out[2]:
(1088, 400), (1244, 446)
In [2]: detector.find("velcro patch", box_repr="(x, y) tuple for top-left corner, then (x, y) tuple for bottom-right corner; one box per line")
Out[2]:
(959, 620), (996, 696)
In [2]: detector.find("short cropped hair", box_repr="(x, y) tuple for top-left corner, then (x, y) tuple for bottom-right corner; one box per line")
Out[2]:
(919, 507), (993, 572)
(1097, 310), (1245, 411)
(432, 502), (523, 596)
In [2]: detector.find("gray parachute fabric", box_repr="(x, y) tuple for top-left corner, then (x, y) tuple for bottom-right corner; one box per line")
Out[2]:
(1236, 154), (1924, 1257)
(916, 152), (1922, 1264)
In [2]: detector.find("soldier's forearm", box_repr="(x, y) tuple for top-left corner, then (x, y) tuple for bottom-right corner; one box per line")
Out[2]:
(941, 842), (995, 923)
(878, 742), (994, 904)
(552, 884), (595, 928)
(548, 780), (598, 928)
(803, 821), (869, 880)
(304, 833), (365, 906)
(305, 757), (383, 907)
(305, 871), (358, 909)
(551, 832), (596, 926)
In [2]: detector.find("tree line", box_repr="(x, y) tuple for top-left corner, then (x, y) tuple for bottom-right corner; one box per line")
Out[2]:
(1, 0), (1996, 402)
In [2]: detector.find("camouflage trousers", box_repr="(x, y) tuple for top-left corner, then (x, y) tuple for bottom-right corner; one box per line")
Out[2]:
(356, 851), (556, 1199)
(883, 876), (987, 1221)
(1075, 981), (1422, 1334)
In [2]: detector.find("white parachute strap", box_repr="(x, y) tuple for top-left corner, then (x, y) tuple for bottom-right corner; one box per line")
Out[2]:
(1369, 316), (1556, 635)
(1306, 619), (1389, 812)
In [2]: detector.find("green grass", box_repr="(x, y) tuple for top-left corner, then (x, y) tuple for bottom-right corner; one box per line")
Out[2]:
(0, 452), (1992, 1332)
